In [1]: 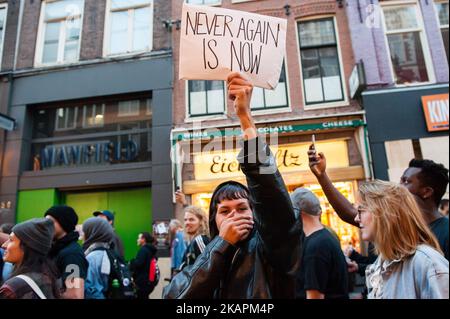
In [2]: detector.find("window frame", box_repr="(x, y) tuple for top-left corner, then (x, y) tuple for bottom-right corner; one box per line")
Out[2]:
(434, 0), (449, 62)
(380, 1), (436, 86)
(0, 3), (8, 68)
(186, 0), (222, 6)
(250, 62), (291, 112)
(103, 0), (154, 57)
(297, 16), (348, 110)
(118, 100), (141, 117)
(55, 107), (79, 131)
(186, 80), (227, 119)
(82, 103), (106, 128)
(34, 0), (85, 67)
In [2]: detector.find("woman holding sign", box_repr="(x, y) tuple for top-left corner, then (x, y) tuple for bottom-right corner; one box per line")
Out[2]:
(163, 73), (302, 299)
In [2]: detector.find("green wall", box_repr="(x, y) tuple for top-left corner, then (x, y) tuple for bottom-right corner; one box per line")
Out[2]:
(65, 188), (152, 261)
(17, 188), (152, 261)
(16, 189), (60, 222)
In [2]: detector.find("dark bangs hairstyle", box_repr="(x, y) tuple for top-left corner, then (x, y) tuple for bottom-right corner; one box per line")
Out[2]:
(209, 181), (254, 239)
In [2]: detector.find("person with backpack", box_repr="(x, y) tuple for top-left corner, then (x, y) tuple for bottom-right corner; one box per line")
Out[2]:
(130, 232), (158, 299)
(83, 217), (135, 299)
(0, 218), (60, 299)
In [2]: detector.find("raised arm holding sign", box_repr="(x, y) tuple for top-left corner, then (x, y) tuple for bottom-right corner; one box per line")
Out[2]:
(179, 3), (287, 90)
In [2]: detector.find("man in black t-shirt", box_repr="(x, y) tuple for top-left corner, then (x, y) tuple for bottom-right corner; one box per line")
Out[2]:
(291, 188), (349, 299)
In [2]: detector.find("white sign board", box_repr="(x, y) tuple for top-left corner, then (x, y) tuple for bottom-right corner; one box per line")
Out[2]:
(0, 113), (15, 131)
(179, 3), (287, 90)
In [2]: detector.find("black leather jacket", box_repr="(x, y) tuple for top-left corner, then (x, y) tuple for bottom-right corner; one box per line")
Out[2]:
(163, 138), (303, 299)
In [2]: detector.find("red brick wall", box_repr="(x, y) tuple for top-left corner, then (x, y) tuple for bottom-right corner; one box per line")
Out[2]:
(172, 0), (361, 128)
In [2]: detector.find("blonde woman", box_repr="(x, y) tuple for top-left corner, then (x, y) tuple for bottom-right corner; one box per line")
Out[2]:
(355, 180), (449, 299)
(181, 206), (210, 269)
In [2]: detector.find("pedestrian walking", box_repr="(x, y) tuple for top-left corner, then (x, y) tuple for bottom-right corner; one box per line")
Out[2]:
(82, 217), (115, 299)
(45, 206), (88, 299)
(130, 232), (158, 299)
(93, 210), (125, 260)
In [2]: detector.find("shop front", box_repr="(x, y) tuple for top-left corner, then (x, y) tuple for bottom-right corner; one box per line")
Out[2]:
(15, 95), (153, 260)
(172, 116), (370, 251)
(363, 84), (449, 191)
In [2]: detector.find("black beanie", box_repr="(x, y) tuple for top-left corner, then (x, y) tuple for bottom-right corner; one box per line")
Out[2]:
(45, 206), (79, 233)
(12, 218), (55, 255)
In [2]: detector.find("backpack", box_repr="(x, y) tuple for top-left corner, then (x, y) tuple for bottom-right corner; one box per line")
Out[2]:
(148, 257), (160, 288)
(95, 247), (136, 299)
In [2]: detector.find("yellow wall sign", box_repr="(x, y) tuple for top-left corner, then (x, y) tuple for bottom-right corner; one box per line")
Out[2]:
(193, 140), (349, 180)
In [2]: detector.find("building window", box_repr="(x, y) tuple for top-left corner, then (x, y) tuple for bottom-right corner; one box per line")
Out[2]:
(251, 64), (289, 110)
(0, 5), (6, 66)
(36, 0), (84, 65)
(435, 1), (449, 62)
(106, 0), (153, 56)
(188, 80), (225, 117)
(187, 0), (222, 5)
(298, 18), (345, 105)
(83, 104), (105, 128)
(32, 97), (152, 170)
(56, 107), (78, 131)
(118, 100), (141, 116)
(382, 4), (433, 85)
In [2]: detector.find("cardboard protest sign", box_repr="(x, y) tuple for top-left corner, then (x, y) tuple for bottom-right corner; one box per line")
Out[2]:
(179, 3), (287, 90)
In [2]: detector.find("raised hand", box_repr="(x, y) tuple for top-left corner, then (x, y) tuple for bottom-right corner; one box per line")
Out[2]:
(308, 144), (327, 178)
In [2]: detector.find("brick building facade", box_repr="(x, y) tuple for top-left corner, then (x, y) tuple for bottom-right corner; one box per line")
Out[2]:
(345, 0), (449, 194)
(171, 0), (371, 252)
(0, 0), (174, 261)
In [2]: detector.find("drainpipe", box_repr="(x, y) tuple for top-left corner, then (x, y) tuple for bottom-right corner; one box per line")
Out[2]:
(13, 0), (25, 71)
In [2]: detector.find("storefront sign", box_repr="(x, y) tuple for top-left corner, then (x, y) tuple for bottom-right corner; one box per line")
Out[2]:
(0, 113), (16, 131)
(193, 140), (349, 180)
(349, 62), (366, 99)
(421, 94), (449, 132)
(38, 140), (139, 169)
(172, 120), (365, 142)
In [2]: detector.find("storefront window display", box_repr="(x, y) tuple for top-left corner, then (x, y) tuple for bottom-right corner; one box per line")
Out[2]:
(30, 96), (152, 170)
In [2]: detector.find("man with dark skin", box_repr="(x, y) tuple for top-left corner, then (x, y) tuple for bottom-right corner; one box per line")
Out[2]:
(308, 147), (449, 260)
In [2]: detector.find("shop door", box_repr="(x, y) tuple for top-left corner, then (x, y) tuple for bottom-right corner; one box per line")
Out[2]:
(65, 188), (151, 261)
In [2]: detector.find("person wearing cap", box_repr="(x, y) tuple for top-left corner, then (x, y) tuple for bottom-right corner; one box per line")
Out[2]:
(291, 188), (349, 299)
(163, 73), (302, 299)
(0, 218), (59, 299)
(93, 210), (125, 260)
(45, 206), (89, 299)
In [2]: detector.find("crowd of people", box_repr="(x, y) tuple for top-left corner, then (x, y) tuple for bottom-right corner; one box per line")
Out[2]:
(1, 73), (449, 300)
(162, 73), (449, 300)
(0, 208), (159, 299)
